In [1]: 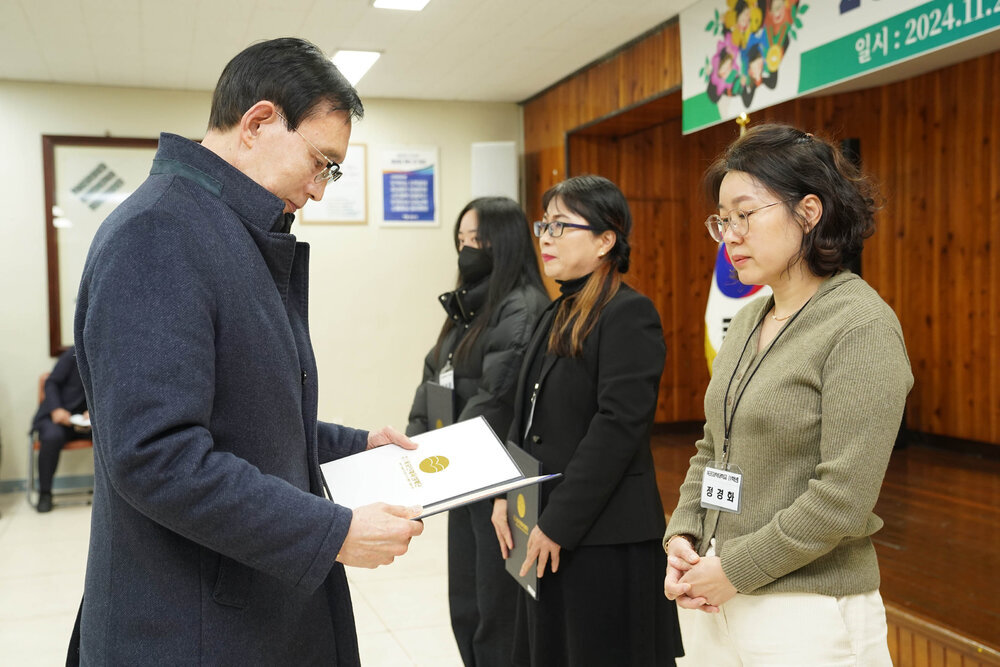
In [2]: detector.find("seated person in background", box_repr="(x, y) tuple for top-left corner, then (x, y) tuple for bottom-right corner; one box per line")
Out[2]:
(30, 347), (90, 513)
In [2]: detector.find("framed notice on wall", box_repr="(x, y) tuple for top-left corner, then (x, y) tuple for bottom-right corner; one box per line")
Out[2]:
(378, 146), (439, 227)
(300, 143), (367, 225)
(42, 135), (159, 357)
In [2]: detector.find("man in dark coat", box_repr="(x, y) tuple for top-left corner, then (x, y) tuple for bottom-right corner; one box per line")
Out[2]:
(31, 347), (90, 512)
(72, 38), (423, 665)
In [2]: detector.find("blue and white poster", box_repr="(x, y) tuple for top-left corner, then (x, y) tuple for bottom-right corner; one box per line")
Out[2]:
(705, 244), (771, 374)
(380, 146), (439, 227)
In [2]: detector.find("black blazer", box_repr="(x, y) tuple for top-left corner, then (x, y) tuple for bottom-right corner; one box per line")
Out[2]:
(509, 283), (667, 550)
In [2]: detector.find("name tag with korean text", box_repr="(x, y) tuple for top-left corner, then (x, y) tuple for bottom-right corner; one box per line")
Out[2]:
(700, 462), (743, 513)
(438, 364), (455, 389)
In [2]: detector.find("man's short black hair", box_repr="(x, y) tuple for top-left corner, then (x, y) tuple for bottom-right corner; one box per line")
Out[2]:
(208, 37), (364, 131)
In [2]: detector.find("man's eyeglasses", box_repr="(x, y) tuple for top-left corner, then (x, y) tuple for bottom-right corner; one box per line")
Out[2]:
(533, 220), (594, 238)
(704, 198), (796, 242)
(274, 111), (342, 183)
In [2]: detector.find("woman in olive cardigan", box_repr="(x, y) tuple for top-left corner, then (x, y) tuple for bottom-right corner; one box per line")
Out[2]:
(664, 124), (912, 666)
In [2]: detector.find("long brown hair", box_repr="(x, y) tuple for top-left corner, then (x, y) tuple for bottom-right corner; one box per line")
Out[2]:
(543, 176), (632, 357)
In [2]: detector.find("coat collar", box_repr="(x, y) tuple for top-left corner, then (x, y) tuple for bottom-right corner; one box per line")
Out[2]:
(149, 133), (301, 303)
(438, 278), (490, 324)
(150, 133), (289, 232)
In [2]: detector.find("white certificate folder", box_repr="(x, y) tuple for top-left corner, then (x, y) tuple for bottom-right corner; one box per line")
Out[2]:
(320, 416), (559, 519)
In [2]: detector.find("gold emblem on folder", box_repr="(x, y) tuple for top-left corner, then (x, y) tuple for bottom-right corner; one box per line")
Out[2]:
(419, 456), (450, 473)
(517, 493), (526, 518)
(435, 419), (444, 429)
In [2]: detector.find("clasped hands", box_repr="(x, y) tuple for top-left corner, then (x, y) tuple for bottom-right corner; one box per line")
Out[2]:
(491, 499), (561, 578)
(663, 537), (737, 612)
(336, 426), (425, 569)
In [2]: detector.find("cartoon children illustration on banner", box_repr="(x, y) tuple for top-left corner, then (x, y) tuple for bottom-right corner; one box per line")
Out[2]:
(699, 0), (808, 109)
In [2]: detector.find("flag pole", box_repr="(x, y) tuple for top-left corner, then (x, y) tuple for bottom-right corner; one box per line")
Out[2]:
(736, 113), (750, 136)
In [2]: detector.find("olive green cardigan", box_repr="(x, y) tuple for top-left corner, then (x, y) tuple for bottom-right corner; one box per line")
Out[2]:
(666, 271), (912, 596)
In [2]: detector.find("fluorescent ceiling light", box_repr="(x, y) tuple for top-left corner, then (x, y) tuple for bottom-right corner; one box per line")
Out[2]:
(372, 0), (431, 10)
(331, 50), (381, 86)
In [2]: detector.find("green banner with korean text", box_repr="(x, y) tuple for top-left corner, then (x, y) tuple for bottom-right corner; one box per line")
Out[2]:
(799, 0), (1000, 92)
(680, 0), (1000, 135)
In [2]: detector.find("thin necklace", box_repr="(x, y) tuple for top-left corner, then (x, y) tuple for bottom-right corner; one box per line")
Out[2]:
(771, 309), (795, 322)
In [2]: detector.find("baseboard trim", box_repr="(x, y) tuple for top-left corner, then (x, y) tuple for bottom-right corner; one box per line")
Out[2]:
(0, 474), (96, 495)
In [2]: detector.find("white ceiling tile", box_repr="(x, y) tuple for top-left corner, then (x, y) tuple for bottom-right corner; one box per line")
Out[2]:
(3, 0), (698, 100)
(140, 4), (195, 53)
(0, 2), (47, 80)
(299, 1), (369, 51)
(243, 8), (313, 44)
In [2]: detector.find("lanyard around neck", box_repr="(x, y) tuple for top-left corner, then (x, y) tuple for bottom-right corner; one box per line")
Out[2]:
(720, 296), (812, 463)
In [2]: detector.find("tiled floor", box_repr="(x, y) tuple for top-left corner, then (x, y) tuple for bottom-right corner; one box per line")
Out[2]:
(0, 491), (462, 666)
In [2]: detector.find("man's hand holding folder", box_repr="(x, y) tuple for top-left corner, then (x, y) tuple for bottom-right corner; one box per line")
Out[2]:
(320, 417), (559, 520)
(335, 426), (424, 569)
(336, 502), (424, 568)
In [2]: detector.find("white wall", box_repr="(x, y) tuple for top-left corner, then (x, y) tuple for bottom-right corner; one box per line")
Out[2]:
(0, 80), (522, 486)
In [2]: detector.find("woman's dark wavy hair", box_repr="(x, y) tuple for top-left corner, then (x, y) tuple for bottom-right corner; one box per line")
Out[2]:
(704, 123), (881, 277)
(542, 175), (632, 357)
(208, 37), (364, 132)
(435, 197), (544, 363)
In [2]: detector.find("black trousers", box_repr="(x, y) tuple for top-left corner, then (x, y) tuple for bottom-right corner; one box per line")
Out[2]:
(448, 498), (520, 667)
(35, 420), (79, 493)
(513, 540), (682, 667)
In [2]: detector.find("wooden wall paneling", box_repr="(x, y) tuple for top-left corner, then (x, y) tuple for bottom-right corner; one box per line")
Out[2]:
(898, 71), (937, 436)
(900, 626), (916, 666)
(930, 642), (946, 666)
(596, 118), (719, 423)
(885, 603), (1000, 666)
(566, 134), (619, 181)
(665, 123), (716, 423)
(523, 21), (682, 224)
(886, 619), (899, 666)
(948, 62), (972, 440)
(967, 54), (997, 444)
(580, 59), (620, 126)
(990, 55), (1000, 444)
(616, 25), (681, 109)
(916, 633), (932, 667)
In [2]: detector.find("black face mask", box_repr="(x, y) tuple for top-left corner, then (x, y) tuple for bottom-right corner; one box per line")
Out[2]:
(457, 246), (493, 285)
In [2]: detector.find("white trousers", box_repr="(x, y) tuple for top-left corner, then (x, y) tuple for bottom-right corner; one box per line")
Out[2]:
(675, 589), (893, 666)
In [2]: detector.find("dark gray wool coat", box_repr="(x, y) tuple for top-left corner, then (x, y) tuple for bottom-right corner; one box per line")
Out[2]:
(74, 133), (366, 665)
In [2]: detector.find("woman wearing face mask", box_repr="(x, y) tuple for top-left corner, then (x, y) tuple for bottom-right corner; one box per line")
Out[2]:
(663, 125), (912, 665)
(406, 196), (549, 667)
(491, 175), (683, 666)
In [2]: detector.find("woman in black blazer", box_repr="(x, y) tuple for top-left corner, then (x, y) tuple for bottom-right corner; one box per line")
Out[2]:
(492, 175), (683, 666)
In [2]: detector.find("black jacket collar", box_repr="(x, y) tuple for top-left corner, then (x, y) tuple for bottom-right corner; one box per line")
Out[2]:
(439, 278), (490, 324)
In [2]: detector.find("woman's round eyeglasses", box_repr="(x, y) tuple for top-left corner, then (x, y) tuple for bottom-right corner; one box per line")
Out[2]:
(704, 198), (796, 242)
